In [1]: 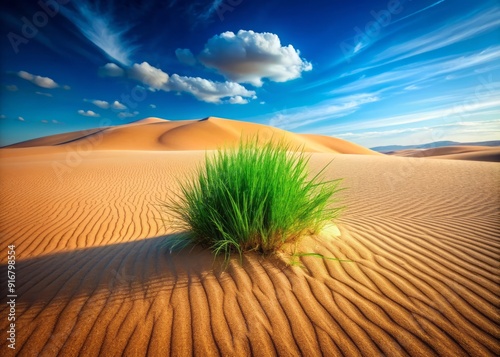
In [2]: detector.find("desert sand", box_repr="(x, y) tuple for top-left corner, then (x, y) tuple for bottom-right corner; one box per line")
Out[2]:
(0, 117), (499, 356)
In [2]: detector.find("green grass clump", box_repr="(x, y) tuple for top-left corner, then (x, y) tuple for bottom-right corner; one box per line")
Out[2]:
(164, 137), (343, 262)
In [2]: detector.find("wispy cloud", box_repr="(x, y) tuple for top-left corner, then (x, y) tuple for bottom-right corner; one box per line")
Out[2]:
(196, 0), (224, 21)
(338, 119), (500, 140)
(332, 46), (500, 95)
(267, 93), (381, 131)
(319, 99), (500, 134)
(390, 0), (447, 26)
(61, 3), (136, 65)
(36, 92), (53, 97)
(338, 0), (447, 63)
(337, 118), (500, 147)
(373, 7), (500, 64)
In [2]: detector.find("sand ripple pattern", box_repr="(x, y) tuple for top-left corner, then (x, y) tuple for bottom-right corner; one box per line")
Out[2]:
(1, 151), (499, 356)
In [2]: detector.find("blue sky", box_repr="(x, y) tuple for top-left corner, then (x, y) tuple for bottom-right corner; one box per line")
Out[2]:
(1, 0), (499, 147)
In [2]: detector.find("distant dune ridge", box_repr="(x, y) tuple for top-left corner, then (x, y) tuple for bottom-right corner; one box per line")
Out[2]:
(388, 146), (500, 162)
(372, 140), (500, 162)
(0, 117), (499, 356)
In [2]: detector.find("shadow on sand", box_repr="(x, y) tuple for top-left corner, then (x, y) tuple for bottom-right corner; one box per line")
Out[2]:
(0, 233), (292, 309)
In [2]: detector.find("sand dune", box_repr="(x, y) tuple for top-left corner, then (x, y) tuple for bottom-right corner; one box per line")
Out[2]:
(0, 119), (499, 356)
(390, 146), (500, 162)
(3, 117), (381, 155)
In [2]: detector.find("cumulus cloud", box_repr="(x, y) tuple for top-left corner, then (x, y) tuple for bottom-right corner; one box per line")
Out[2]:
(118, 111), (139, 118)
(128, 62), (169, 90)
(228, 96), (248, 104)
(111, 100), (127, 110)
(99, 58), (257, 104)
(99, 63), (125, 77)
(169, 74), (255, 103)
(88, 99), (126, 110)
(91, 99), (110, 109)
(78, 109), (100, 117)
(175, 48), (197, 66)
(17, 71), (59, 89)
(197, 30), (312, 86)
(126, 61), (255, 103)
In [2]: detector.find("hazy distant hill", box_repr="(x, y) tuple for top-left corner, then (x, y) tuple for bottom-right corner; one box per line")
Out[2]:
(371, 140), (500, 153)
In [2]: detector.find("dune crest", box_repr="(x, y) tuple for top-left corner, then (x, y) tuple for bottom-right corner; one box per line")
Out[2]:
(3, 116), (381, 155)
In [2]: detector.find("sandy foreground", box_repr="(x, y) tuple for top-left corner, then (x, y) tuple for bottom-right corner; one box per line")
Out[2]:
(0, 118), (499, 356)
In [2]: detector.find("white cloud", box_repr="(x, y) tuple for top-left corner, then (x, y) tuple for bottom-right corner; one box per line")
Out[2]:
(168, 74), (256, 103)
(41, 120), (48, 124)
(17, 71), (59, 89)
(118, 111), (139, 118)
(111, 100), (127, 110)
(61, 4), (136, 65)
(175, 48), (197, 66)
(17, 116), (25, 121)
(126, 61), (256, 103)
(91, 100), (110, 109)
(52, 120), (59, 124)
(87, 99), (127, 110)
(99, 63), (125, 77)
(78, 109), (100, 117)
(197, 30), (312, 86)
(128, 62), (169, 90)
(36, 92), (53, 97)
(149, 104), (156, 109)
(63, 85), (71, 90)
(228, 96), (249, 104)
